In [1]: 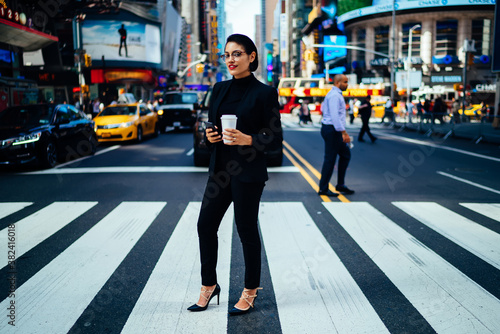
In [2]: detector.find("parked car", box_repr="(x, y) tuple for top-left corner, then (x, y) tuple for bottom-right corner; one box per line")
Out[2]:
(93, 103), (159, 142)
(157, 91), (200, 132)
(0, 103), (97, 168)
(192, 89), (283, 167)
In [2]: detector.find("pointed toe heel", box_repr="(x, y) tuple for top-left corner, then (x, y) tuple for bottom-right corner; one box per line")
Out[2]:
(228, 287), (262, 316)
(187, 284), (221, 312)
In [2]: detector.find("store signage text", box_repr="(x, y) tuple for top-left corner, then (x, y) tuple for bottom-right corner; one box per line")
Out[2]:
(431, 75), (462, 83)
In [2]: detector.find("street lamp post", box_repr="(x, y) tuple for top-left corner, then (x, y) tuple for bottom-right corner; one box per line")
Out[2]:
(406, 24), (421, 122)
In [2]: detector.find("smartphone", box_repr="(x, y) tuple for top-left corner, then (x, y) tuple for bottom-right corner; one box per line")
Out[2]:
(204, 121), (217, 132)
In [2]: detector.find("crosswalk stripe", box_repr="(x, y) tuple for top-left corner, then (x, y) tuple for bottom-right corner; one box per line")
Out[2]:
(0, 202), (98, 269)
(393, 202), (500, 270)
(121, 202), (234, 334)
(0, 202), (32, 220)
(323, 202), (500, 333)
(259, 202), (389, 333)
(460, 203), (500, 223)
(0, 201), (166, 334)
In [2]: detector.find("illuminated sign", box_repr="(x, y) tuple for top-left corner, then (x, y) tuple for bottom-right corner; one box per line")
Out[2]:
(338, 0), (494, 23)
(210, 14), (219, 66)
(279, 87), (382, 97)
(91, 69), (153, 84)
(323, 35), (347, 63)
(82, 20), (161, 64)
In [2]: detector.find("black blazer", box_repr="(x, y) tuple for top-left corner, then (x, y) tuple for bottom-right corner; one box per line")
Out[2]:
(207, 75), (283, 183)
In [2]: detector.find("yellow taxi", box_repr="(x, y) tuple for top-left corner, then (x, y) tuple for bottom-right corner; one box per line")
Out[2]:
(353, 99), (400, 118)
(94, 103), (159, 142)
(457, 104), (483, 119)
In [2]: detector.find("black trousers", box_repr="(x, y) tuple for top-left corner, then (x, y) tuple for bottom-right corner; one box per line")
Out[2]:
(358, 116), (376, 141)
(197, 174), (265, 289)
(319, 124), (351, 192)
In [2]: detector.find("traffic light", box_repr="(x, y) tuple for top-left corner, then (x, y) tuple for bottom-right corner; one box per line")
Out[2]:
(196, 63), (204, 73)
(467, 52), (474, 66)
(81, 85), (89, 93)
(83, 54), (92, 67)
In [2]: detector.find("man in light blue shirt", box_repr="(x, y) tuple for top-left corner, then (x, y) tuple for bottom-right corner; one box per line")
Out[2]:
(318, 74), (354, 196)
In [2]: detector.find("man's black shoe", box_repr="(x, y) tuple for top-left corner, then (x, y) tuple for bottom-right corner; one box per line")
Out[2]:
(335, 185), (355, 195)
(318, 190), (339, 197)
(371, 137), (377, 143)
(358, 138), (366, 142)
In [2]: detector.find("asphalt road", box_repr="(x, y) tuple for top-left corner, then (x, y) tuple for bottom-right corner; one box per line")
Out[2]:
(1, 116), (500, 334)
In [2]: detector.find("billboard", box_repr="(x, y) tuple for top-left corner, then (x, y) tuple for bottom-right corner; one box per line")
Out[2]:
(81, 20), (161, 64)
(338, 0), (495, 23)
(323, 35), (347, 63)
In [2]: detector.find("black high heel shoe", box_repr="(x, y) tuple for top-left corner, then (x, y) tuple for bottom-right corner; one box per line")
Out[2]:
(187, 284), (221, 312)
(228, 287), (262, 316)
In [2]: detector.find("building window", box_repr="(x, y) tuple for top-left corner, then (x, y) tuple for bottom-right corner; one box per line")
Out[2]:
(356, 29), (366, 62)
(471, 19), (491, 55)
(374, 26), (389, 56)
(402, 23), (421, 58)
(435, 20), (458, 56)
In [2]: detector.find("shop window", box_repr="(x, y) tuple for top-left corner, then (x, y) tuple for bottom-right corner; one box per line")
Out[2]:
(402, 23), (421, 58)
(374, 26), (389, 56)
(435, 20), (458, 56)
(471, 19), (491, 56)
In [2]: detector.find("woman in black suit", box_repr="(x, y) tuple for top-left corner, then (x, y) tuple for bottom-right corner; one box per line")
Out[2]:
(187, 34), (282, 315)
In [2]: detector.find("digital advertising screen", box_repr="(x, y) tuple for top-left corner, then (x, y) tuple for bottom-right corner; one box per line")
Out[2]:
(323, 35), (348, 63)
(81, 20), (161, 65)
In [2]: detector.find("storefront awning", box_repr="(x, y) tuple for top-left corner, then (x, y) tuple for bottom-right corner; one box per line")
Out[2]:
(0, 18), (58, 51)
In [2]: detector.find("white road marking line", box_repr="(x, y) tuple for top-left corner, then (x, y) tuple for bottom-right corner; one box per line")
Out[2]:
(259, 202), (389, 334)
(323, 202), (500, 334)
(460, 203), (500, 222)
(393, 202), (500, 270)
(0, 201), (166, 334)
(379, 133), (500, 162)
(55, 145), (121, 168)
(21, 166), (300, 174)
(0, 202), (32, 220)
(437, 171), (500, 195)
(122, 202), (233, 333)
(186, 148), (194, 156)
(0, 202), (97, 269)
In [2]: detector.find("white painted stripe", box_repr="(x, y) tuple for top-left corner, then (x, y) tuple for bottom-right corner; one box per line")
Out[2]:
(122, 202), (233, 334)
(259, 202), (388, 334)
(22, 166), (300, 175)
(394, 202), (500, 270)
(0, 201), (166, 334)
(55, 145), (121, 168)
(460, 203), (500, 222)
(0, 202), (32, 220)
(437, 171), (500, 195)
(0, 202), (98, 269)
(379, 133), (500, 162)
(185, 148), (194, 156)
(323, 202), (500, 333)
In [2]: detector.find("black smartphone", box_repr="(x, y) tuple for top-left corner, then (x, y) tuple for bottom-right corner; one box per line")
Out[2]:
(204, 121), (217, 132)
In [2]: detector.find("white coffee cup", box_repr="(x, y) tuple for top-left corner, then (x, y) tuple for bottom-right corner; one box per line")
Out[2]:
(220, 114), (238, 143)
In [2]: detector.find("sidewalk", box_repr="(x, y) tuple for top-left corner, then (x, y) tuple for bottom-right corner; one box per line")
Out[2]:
(378, 115), (500, 144)
(281, 112), (500, 145)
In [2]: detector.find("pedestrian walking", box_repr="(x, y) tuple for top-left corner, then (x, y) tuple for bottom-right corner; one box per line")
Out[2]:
(416, 100), (424, 121)
(348, 98), (355, 124)
(358, 95), (377, 143)
(381, 98), (394, 124)
(451, 97), (460, 124)
(406, 100), (414, 123)
(298, 99), (311, 125)
(318, 74), (354, 197)
(187, 34), (282, 316)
